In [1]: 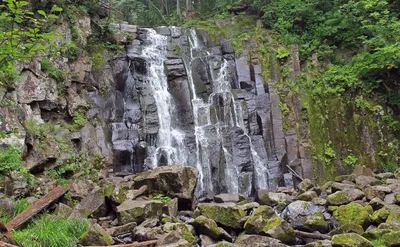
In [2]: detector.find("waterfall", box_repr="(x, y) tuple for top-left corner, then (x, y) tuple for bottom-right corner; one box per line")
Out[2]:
(132, 27), (276, 197)
(140, 29), (188, 167)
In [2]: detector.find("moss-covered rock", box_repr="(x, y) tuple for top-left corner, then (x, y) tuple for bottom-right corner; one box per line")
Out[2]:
(173, 224), (197, 245)
(196, 203), (246, 229)
(116, 200), (164, 225)
(235, 234), (287, 246)
(298, 179), (314, 192)
(362, 228), (392, 240)
(371, 208), (390, 224)
(244, 206), (295, 244)
(191, 216), (231, 241)
(331, 233), (372, 247)
(330, 223), (364, 236)
(297, 191), (318, 201)
(79, 223), (113, 246)
(258, 192), (291, 206)
(386, 207), (400, 225)
(305, 212), (329, 233)
(327, 189), (364, 205)
(333, 203), (372, 228)
(382, 231), (400, 247)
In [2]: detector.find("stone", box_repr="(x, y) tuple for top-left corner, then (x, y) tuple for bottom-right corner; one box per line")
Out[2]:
(3, 171), (28, 197)
(199, 234), (216, 246)
(386, 207), (400, 225)
(298, 179), (313, 192)
(163, 198), (178, 217)
(117, 200), (164, 225)
(330, 223), (365, 236)
(196, 203), (246, 229)
(158, 239), (191, 247)
(170, 223), (197, 245)
(353, 166), (375, 177)
(362, 228), (392, 240)
(382, 231), (400, 247)
(238, 202), (260, 211)
(69, 187), (107, 219)
(333, 203), (373, 227)
(235, 234), (288, 247)
(244, 206), (296, 244)
(156, 231), (181, 246)
(327, 189), (365, 205)
(364, 186), (391, 201)
(331, 182), (356, 192)
(331, 233), (372, 247)
(368, 197), (386, 210)
(376, 173), (395, 180)
(105, 222), (137, 236)
(335, 174), (356, 182)
(304, 212), (329, 233)
(258, 191), (291, 206)
(79, 223), (113, 246)
(191, 216), (232, 241)
(17, 71), (58, 104)
(297, 191), (318, 201)
(282, 201), (325, 222)
(394, 168), (400, 179)
(385, 193), (396, 204)
(305, 240), (332, 247)
(371, 208), (390, 224)
(55, 203), (72, 218)
(214, 194), (245, 203)
(133, 225), (164, 241)
(133, 165), (198, 201)
(355, 176), (380, 189)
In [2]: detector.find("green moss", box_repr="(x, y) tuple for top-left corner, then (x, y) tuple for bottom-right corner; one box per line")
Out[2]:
(327, 191), (348, 205)
(371, 208), (390, 224)
(382, 231), (400, 246)
(333, 203), (372, 227)
(330, 223), (364, 236)
(332, 233), (372, 247)
(197, 204), (246, 229)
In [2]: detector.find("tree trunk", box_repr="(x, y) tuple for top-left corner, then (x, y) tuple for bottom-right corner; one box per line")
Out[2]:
(186, 0), (192, 11)
(176, 0), (181, 19)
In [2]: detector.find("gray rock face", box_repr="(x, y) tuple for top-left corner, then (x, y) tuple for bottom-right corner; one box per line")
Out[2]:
(117, 200), (164, 225)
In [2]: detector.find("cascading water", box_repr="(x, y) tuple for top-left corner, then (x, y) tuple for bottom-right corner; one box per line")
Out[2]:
(140, 29), (188, 167)
(130, 27), (278, 197)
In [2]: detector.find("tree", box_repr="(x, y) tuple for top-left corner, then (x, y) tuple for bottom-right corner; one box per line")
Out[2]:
(0, 0), (62, 85)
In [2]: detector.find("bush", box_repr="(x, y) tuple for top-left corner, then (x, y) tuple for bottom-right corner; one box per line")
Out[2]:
(12, 214), (89, 247)
(0, 145), (24, 176)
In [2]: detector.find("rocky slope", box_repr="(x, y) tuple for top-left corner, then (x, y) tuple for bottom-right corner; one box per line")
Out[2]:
(4, 165), (400, 246)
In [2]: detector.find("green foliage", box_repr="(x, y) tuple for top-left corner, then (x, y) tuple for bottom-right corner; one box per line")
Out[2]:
(371, 239), (387, 247)
(0, 0), (62, 85)
(40, 59), (65, 82)
(154, 194), (172, 204)
(276, 47), (290, 59)
(72, 112), (88, 129)
(344, 154), (358, 168)
(12, 214), (89, 247)
(0, 145), (24, 176)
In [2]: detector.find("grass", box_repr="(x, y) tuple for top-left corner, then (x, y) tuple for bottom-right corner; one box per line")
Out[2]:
(371, 239), (387, 247)
(12, 214), (90, 247)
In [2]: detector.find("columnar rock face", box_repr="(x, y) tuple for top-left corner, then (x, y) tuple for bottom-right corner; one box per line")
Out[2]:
(109, 26), (288, 197)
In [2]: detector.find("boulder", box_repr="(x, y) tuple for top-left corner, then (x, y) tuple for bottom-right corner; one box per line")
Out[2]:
(214, 194), (245, 203)
(163, 198), (178, 217)
(79, 223), (113, 246)
(133, 165), (198, 201)
(282, 201), (325, 222)
(330, 223), (364, 236)
(371, 207), (390, 224)
(69, 187), (107, 219)
(157, 231), (182, 246)
(199, 234), (216, 246)
(327, 189), (365, 205)
(191, 216), (232, 241)
(382, 231), (400, 247)
(133, 225), (164, 241)
(55, 203), (72, 218)
(333, 203), (373, 228)
(297, 191), (318, 201)
(4, 171), (29, 197)
(355, 176), (380, 189)
(235, 234), (288, 247)
(257, 191), (291, 207)
(196, 203), (246, 229)
(168, 223), (197, 245)
(298, 179), (313, 192)
(304, 212), (329, 233)
(117, 200), (164, 225)
(106, 222), (137, 236)
(244, 206), (296, 244)
(331, 233), (372, 247)
(305, 240), (332, 247)
(364, 186), (391, 201)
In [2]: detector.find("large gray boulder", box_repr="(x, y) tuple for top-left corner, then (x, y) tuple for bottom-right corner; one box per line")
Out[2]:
(117, 200), (164, 225)
(133, 165), (198, 201)
(196, 203), (246, 229)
